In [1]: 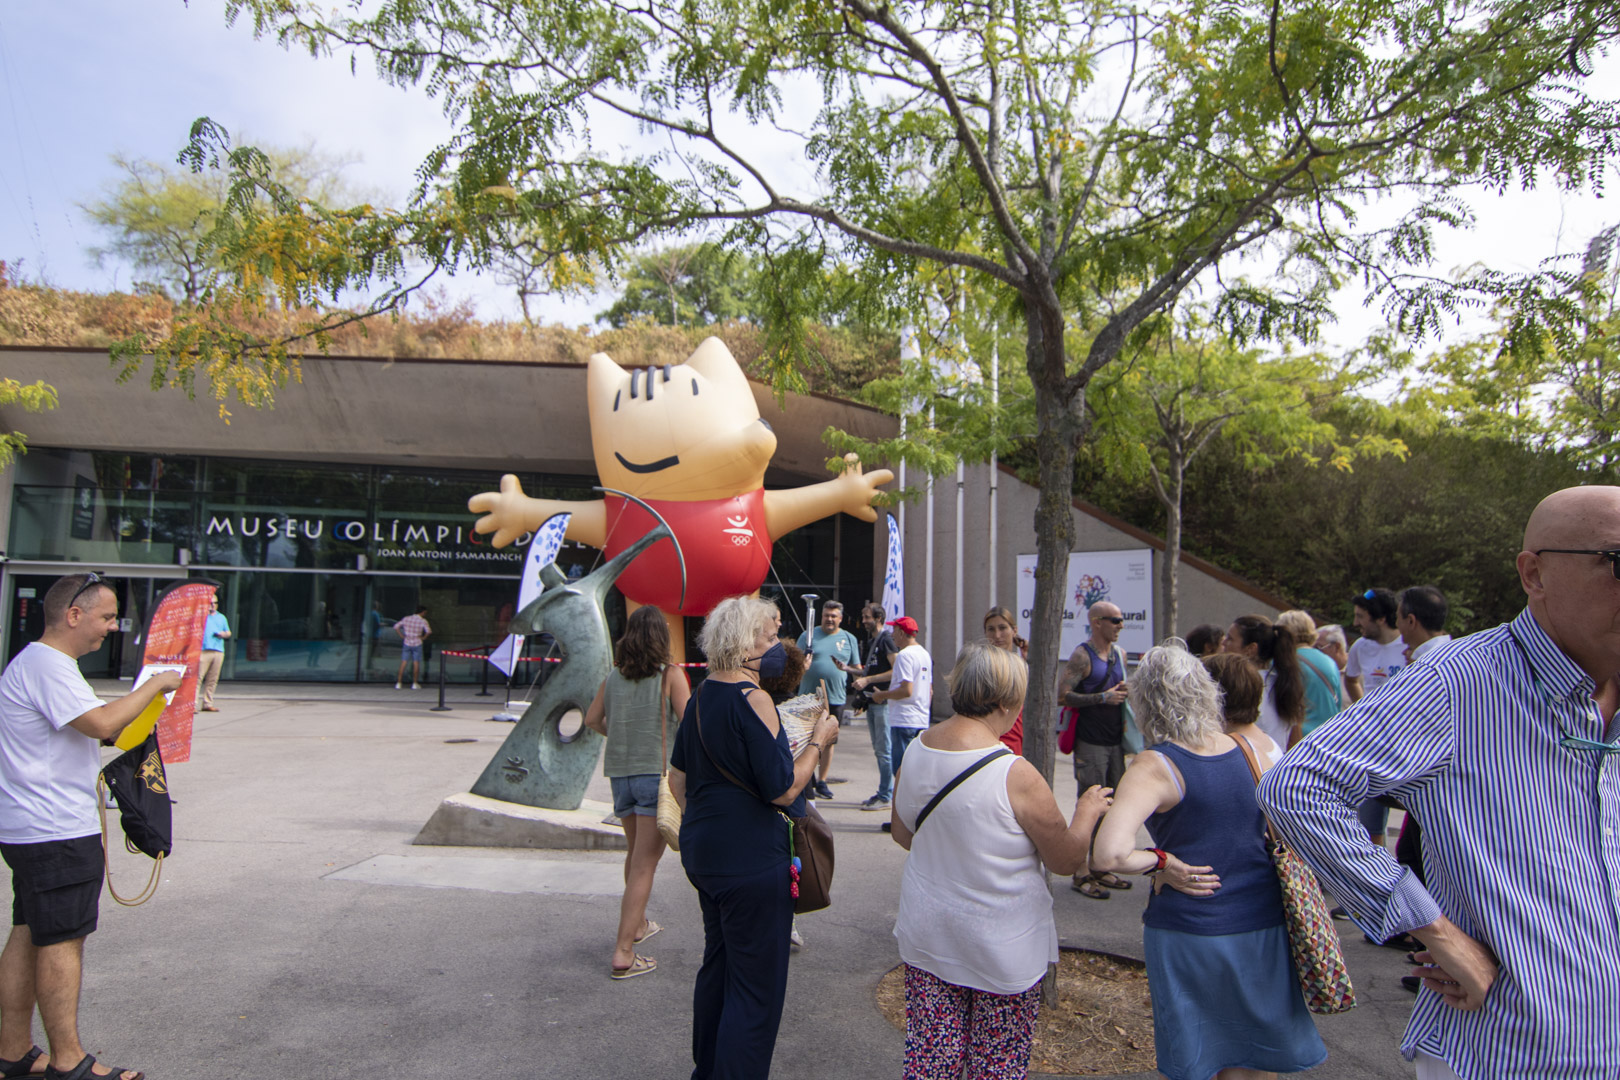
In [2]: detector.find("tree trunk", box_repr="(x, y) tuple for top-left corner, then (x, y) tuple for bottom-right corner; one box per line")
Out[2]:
(1020, 301), (1083, 792)
(1160, 450), (1184, 639)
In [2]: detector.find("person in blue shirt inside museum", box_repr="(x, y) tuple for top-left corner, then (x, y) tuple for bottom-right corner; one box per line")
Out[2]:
(1259, 485), (1620, 1080)
(796, 600), (862, 801)
(197, 591), (232, 712)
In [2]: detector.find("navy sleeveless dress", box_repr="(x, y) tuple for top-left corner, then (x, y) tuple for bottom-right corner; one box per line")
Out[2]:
(1141, 741), (1327, 1080)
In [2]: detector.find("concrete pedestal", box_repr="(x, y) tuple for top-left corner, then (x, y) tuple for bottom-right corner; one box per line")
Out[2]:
(414, 792), (627, 851)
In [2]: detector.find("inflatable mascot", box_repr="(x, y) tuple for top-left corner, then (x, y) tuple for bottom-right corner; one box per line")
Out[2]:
(469, 336), (894, 660)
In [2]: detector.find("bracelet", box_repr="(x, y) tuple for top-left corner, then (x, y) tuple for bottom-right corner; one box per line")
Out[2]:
(1146, 847), (1169, 873)
(806, 742), (824, 754)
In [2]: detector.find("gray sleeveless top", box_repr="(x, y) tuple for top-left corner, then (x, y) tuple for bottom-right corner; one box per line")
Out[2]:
(601, 668), (678, 778)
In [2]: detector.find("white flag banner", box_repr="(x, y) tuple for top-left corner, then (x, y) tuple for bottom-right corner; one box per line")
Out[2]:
(489, 512), (572, 677)
(882, 513), (906, 624)
(1014, 549), (1154, 659)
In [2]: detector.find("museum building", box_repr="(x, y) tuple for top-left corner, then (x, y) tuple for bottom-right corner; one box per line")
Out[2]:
(0, 344), (1288, 684)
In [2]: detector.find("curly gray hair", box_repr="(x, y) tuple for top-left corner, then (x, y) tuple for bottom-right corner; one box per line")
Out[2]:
(1128, 639), (1224, 748)
(698, 594), (780, 672)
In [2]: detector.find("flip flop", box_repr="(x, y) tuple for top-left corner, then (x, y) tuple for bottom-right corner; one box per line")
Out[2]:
(1071, 877), (1110, 900)
(610, 954), (657, 980)
(1095, 873), (1133, 890)
(0, 1046), (45, 1079)
(633, 920), (662, 944)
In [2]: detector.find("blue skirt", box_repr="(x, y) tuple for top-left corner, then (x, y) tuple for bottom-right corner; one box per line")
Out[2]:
(1143, 923), (1328, 1080)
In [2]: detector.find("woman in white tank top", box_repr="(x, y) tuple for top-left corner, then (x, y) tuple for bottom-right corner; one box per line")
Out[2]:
(890, 643), (1114, 1080)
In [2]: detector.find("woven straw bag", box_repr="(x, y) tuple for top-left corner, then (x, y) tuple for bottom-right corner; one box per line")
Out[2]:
(1234, 735), (1357, 1015)
(656, 676), (682, 850)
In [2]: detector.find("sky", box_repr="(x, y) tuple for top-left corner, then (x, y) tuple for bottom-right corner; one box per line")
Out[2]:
(1, 2), (1616, 350)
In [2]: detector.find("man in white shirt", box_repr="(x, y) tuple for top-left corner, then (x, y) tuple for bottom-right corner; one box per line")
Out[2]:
(1345, 586), (1410, 849)
(0, 573), (180, 1080)
(1400, 586), (1453, 663)
(872, 617), (931, 834)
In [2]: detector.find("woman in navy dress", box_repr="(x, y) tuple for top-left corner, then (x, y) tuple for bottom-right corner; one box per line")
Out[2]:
(1093, 642), (1326, 1080)
(667, 596), (839, 1080)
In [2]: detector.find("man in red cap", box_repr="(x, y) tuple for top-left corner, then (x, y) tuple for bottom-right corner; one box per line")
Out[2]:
(871, 616), (933, 795)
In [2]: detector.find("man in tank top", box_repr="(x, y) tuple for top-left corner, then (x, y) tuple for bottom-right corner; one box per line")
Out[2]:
(1060, 601), (1132, 899)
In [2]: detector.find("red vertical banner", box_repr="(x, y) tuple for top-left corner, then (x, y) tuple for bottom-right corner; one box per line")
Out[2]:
(139, 580), (217, 764)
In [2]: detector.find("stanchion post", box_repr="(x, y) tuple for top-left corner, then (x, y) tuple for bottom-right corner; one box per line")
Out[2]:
(477, 644), (493, 697)
(431, 648), (452, 712)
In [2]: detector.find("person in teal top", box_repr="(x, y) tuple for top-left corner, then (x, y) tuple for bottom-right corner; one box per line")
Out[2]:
(796, 600), (861, 801)
(197, 593), (231, 712)
(1277, 610), (1344, 735)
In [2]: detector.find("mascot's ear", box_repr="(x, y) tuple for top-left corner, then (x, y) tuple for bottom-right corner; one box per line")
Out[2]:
(683, 337), (751, 395)
(588, 352), (628, 407)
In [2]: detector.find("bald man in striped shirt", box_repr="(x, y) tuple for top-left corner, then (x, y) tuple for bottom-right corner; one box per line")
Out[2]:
(1259, 486), (1620, 1080)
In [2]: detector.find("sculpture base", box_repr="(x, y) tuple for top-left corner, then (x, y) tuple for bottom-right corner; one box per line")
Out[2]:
(414, 792), (627, 851)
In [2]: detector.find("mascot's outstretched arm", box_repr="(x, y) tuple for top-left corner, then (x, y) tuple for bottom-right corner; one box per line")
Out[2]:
(764, 453), (894, 540)
(469, 475), (608, 549)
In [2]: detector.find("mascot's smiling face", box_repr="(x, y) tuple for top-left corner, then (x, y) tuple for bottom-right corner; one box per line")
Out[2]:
(586, 337), (778, 501)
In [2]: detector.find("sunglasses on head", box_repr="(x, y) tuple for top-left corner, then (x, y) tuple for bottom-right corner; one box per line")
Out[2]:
(1534, 548), (1620, 580)
(67, 572), (105, 610)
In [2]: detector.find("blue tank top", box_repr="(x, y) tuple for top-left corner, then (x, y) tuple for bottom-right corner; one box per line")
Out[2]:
(668, 678), (804, 876)
(1142, 741), (1284, 935)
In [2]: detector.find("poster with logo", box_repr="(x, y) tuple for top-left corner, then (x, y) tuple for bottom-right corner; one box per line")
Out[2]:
(137, 579), (219, 764)
(1015, 550), (1154, 659)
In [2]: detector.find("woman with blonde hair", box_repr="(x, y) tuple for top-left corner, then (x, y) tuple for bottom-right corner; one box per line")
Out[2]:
(1276, 610), (1345, 737)
(891, 642), (1113, 1080)
(1093, 643), (1326, 1080)
(667, 595), (840, 1079)
(982, 606), (1027, 754)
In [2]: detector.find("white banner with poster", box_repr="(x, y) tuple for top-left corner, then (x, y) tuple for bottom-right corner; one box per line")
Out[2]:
(1015, 549), (1155, 659)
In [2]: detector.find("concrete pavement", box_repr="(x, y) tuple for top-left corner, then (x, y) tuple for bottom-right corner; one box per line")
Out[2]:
(0, 682), (1424, 1079)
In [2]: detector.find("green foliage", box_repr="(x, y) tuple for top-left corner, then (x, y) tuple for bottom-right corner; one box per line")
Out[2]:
(599, 243), (759, 328)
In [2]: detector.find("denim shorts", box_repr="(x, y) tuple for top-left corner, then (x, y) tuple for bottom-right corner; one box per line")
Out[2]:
(611, 774), (661, 818)
(401, 644), (423, 663)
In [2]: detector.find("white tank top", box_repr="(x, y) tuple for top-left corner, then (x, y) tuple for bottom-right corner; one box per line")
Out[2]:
(892, 741), (1057, 994)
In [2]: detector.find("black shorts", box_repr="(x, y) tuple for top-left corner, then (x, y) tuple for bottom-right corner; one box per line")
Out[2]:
(1, 835), (103, 947)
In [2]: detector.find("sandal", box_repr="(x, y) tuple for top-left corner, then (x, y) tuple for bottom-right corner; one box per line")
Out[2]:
(633, 920), (662, 945)
(610, 953), (657, 980)
(1095, 872), (1133, 891)
(0, 1046), (45, 1079)
(1071, 876), (1110, 900)
(44, 1054), (143, 1080)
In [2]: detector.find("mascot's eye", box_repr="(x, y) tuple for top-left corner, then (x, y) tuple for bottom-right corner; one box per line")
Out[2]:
(691, 379), (700, 396)
(613, 390), (621, 412)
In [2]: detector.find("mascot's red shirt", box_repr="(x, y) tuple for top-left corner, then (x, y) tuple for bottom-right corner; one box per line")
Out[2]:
(603, 490), (773, 616)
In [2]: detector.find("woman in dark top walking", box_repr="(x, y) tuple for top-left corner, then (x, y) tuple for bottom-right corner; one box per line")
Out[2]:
(1092, 642), (1326, 1080)
(667, 595), (839, 1080)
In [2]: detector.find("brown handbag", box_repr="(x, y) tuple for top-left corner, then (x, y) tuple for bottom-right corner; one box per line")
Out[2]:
(696, 683), (835, 913)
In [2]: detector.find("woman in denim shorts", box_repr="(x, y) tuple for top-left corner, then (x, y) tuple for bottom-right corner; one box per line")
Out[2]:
(584, 606), (690, 979)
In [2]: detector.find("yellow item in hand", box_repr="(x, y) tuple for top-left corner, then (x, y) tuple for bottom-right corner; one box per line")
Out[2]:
(114, 693), (167, 751)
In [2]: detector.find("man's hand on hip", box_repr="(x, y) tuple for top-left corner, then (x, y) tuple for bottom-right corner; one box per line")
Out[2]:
(1410, 915), (1498, 1011)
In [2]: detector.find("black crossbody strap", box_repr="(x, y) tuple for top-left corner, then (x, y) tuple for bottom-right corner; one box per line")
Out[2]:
(695, 681), (767, 801)
(912, 747), (1014, 833)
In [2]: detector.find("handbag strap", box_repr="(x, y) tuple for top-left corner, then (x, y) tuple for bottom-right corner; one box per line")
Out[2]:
(1304, 656), (1341, 706)
(1231, 733), (1284, 846)
(694, 681), (768, 802)
(912, 747), (1013, 832)
(659, 667), (671, 780)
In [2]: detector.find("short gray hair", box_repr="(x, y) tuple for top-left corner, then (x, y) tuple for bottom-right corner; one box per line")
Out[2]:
(699, 595), (779, 672)
(946, 642), (1028, 718)
(1128, 639), (1224, 747)
(1315, 624), (1348, 650)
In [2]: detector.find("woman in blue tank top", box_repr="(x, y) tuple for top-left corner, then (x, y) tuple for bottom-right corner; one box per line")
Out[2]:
(1093, 643), (1327, 1080)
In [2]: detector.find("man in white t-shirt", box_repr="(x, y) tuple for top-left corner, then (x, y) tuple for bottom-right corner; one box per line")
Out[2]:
(0, 573), (180, 1080)
(1344, 586), (1408, 850)
(871, 615), (932, 783)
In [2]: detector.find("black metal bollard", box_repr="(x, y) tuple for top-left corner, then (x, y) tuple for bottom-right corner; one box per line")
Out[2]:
(431, 648), (452, 712)
(477, 644), (493, 697)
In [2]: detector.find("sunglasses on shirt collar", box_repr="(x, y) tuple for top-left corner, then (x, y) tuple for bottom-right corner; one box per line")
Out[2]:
(1534, 548), (1620, 580)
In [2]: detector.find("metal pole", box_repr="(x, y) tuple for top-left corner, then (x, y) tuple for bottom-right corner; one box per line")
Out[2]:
(925, 401), (935, 652)
(431, 648), (452, 712)
(478, 644), (493, 697)
(990, 334), (999, 608)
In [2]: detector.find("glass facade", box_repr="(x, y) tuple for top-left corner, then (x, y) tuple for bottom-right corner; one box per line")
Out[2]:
(6, 449), (872, 682)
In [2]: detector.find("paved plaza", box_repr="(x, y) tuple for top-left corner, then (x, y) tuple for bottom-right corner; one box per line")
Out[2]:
(1, 681), (1428, 1080)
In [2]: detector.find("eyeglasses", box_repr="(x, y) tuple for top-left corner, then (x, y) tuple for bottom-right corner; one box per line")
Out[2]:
(1534, 548), (1620, 580)
(66, 572), (104, 610)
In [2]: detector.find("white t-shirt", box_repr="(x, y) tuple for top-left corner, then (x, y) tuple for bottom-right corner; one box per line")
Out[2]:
(1346, 635), (1408, 696)
(0, 642), (106, 843)
(887, 644), (933, 730)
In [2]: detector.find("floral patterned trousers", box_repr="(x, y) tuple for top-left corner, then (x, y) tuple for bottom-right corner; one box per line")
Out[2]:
(903, 963), (1042, 1080)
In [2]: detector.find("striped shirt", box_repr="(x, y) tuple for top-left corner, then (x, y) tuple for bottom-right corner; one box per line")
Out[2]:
(1257, 608), (1620, 1080)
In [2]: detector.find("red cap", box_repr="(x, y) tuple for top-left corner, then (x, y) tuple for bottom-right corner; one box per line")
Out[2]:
(888, 616), (918, 635)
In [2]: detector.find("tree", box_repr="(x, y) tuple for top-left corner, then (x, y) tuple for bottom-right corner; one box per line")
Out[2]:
(1088, 318), (1404, 635)
(599, 244), (759, 327)
(84, 144), (365, 304)
(135, 0), (1619, 788)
